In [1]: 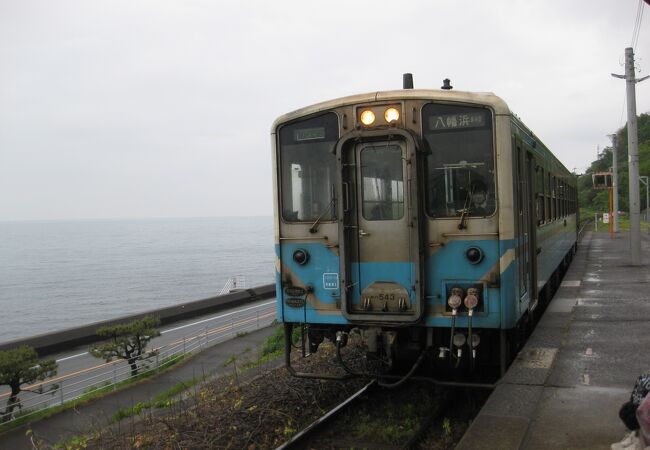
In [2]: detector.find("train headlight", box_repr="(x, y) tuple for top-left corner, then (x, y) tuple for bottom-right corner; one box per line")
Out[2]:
(384, 107), (400, 123)
(360, 110), (376, 126)
(292, 249), (310, 265)
(465, 247), (484, 264)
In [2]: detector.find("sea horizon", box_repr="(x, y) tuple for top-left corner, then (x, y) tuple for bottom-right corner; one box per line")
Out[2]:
(0, 216), (276, 344)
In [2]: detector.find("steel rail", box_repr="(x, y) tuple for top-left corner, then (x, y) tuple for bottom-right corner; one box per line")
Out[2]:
(274, 380), (376, 450)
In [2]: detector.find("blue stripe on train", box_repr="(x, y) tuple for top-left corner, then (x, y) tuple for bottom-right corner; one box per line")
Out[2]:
(276, 239), (522, 329)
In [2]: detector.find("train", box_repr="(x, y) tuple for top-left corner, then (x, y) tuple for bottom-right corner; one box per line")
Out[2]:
(271, 76), (577, 385)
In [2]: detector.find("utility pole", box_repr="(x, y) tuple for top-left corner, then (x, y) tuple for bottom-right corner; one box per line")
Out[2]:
(612, 47), (649, 265)
(608, 134), (619, 233)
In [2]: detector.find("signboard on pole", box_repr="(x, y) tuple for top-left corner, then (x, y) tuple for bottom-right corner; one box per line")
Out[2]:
(603, 213), (610, 224)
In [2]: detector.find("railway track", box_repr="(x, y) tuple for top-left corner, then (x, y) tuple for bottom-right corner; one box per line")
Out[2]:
(275, 379), (474, 450)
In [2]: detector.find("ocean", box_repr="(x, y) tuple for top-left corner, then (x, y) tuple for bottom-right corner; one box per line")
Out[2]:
(0, 217), (275, 344)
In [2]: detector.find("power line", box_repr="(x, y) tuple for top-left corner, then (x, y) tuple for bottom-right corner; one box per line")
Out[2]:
(632, 1), (640, 44)
(621, 1), (646, 128)
(632, 0), (644, 49)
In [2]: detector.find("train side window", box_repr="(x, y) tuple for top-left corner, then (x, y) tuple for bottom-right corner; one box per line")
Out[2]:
(571, 186), (576, 213)
(556, 178), (561, 218)
(559, 180), (563, 217)
(560, 181), (567, 217)
(278, 113), (339, 222)
(551, 176), (557, 220)
(536, 195), (544, 225)
(547, 173), (552, 221)
(536, 166), (545, 225)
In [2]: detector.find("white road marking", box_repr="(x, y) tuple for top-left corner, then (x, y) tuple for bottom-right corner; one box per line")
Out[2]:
(161, 300), (275, 334)
(56, 351), (89, 363)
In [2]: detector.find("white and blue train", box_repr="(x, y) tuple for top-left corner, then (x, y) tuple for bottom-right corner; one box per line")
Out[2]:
(271, 77), (577, 383)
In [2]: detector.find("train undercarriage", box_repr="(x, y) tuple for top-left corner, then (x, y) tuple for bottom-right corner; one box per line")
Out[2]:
(283, 243), (574, 388)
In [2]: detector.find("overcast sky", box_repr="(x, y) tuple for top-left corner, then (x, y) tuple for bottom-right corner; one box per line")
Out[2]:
(1, 0), (648, 221)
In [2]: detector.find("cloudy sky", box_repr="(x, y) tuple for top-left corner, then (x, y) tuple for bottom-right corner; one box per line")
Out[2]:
(1, 0), (648, 221)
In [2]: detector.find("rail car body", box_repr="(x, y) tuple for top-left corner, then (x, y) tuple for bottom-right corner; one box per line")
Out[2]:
(271, 86), (577, 380)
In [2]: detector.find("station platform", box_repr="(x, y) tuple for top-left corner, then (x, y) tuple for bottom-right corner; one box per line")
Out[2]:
(457, 230), (650, 450)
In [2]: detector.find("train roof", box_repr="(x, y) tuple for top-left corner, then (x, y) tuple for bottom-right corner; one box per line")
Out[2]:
(271, 89), (512, 131)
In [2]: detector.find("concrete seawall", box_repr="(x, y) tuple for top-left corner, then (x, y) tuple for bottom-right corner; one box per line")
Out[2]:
(0, 284), (276, 356)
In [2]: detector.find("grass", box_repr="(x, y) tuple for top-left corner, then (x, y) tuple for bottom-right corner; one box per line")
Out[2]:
(110, 377), (200, 422)
(584, 211), (649, 232)
(240, 324), (302, 370)
(51, 432), (96, 450)
(348, 388), (434, 444)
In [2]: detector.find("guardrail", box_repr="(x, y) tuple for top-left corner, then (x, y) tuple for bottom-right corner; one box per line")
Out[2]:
(0, 300), (276, 425)
(0, 283), (275, 357)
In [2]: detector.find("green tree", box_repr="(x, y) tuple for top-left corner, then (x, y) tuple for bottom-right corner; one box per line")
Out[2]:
(90, 316), (161, 377)
(578, 112), (650, 216)
(0, 346), (57, 422)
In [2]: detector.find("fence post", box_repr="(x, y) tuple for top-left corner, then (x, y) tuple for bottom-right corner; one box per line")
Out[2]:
(183, 336), (186, 354)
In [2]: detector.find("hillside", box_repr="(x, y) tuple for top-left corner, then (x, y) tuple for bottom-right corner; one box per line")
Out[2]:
(578, 112), (650, 216)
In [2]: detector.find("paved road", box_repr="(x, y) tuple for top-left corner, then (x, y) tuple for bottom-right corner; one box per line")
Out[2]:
(0, 298), (276, 419)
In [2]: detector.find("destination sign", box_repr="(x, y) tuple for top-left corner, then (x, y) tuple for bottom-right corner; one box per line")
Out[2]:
(294, 127), (326, 141)
(428, 112), (486, 131)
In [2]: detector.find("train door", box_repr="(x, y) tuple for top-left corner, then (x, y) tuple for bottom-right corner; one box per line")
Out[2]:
(338, 138), (422, 323)
(514, 140), (538, 311)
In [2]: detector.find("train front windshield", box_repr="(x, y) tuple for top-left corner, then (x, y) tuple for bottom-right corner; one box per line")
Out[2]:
(422, 104), (495, 218)
(278, 113), (339, 222)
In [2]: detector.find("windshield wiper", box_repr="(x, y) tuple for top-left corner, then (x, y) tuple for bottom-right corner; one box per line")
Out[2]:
(309, 186), (336, 234)
(457, 185), (474, 230)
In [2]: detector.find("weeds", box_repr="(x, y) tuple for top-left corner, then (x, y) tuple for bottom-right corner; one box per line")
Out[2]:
(442, 417), (452, 436)
(110, 378), (200, 422)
